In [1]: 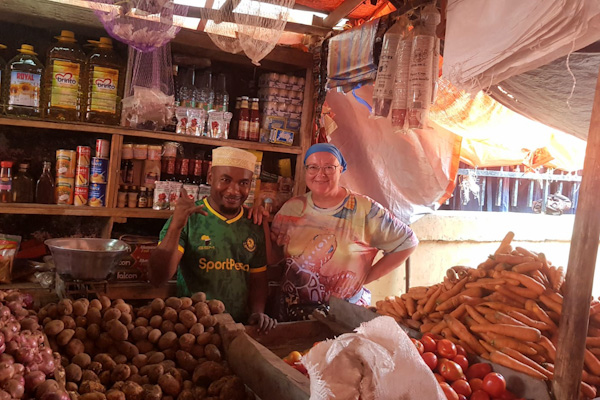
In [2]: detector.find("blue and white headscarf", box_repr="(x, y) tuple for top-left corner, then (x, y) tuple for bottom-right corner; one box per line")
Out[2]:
(303, 143), (347, 173)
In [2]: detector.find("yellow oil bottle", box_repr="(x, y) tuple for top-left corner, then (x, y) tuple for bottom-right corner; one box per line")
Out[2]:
(42, 30), (86, 121)
(3, 44), (43, 118)
(82, 37), (124, 125)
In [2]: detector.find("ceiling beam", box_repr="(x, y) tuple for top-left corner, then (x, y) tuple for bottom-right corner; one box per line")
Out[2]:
(321, 0), (365, 28)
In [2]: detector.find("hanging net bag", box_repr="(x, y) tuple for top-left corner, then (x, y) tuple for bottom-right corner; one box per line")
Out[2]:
(89, 0), (189, 52)
(195, 3), (244, 54)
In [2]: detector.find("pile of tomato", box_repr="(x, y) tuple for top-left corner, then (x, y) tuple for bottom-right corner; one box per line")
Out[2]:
(283, 350), (309, 375)
(413, 333), (525, 400)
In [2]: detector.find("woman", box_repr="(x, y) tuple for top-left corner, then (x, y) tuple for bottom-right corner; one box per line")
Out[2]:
(256, 143), (418, 320)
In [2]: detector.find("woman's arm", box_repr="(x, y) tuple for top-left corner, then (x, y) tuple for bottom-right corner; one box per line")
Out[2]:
(363, 247), (416, 284)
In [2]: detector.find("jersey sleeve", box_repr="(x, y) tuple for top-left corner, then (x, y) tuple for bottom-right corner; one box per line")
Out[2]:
(365, 197), (418, 254)
(249, 226), (267, 274)
(159, 217), (187, 254)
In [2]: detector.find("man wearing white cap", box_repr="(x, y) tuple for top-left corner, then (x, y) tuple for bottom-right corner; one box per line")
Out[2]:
(150, 147), (276, 332)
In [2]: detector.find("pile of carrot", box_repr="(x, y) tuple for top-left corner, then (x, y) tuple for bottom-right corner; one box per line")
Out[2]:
(376, 231), (600, 399)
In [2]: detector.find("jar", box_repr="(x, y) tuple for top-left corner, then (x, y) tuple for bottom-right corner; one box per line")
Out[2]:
(138, 187), (148, 208)
(133, 144), (148, 160)
(163, 142), (179, 158)
(127, 186), (138, 208)
(117, 186), (128, 208)
(122, 144), (134, 160)
(147, 145), (162, 161)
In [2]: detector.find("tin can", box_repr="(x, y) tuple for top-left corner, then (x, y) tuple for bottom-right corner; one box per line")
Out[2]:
(75, 165), (90, 187)
(56, 150), (76, 178)
(55, 178), (75, 205)
(74, 186), (89, 206)
(89, 183), (107, 207)
(90, 157), (109, 183)
(76, 146), (91, 166)
(96, 139), (110, 158)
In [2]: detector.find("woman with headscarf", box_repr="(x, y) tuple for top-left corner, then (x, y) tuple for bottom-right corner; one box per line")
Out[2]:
(257, 143), (418, 320)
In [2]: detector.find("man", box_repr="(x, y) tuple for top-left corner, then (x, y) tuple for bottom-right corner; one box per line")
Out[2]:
(150, 147), (276, 332)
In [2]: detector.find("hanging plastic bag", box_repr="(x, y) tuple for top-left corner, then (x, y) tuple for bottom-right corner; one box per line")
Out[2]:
(390, 16), (413, 131)
(0, 234), (22, 284)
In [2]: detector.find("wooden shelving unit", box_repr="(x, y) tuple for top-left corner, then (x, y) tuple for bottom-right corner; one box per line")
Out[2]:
(0, 203), (173, 219)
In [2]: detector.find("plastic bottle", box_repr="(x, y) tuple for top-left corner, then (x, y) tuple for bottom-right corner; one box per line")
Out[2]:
(0, 161), (13, 203)
(391, 17), (413, 131)
(179, 67), (196, 108)
(36, 161), (55, 204)
(4, 44), (44, 118)
(249, 98), (260, 142)
(12, 162), (35, 203)
(0, 44), (6, 114)
(82, 37), (125, 125)
(42, 30), (86, 121)
(215, 74), (229, 112)
(373, 20), (405, 118)
(237, 96), (250, 140)
(422, 4), (441, 104)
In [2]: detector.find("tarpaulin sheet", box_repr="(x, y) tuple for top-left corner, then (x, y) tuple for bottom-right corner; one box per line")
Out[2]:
(442, 0), (600, 94)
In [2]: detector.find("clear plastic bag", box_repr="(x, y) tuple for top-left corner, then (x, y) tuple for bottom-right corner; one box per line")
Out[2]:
(0, 234), (22, 284)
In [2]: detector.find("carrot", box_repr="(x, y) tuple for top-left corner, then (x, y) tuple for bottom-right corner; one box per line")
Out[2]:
(478, 257), (498, 270)
(487, 332), (537, 356)
(428, 312), (443, 320)
(444, 315), (487, 356)
(480, 302), (531, 316)
(587, 337), (600, 347)
(500, 347), (553, 380)
(420, 321), (438, 333)
(436, 293), (466, 312)
(530, 302), (558, 333)
(539, 294), (562, 315)
(500, 271), (545, 295)
(437, 277), (469, 303)
(495, 285), (528, 305)
(441, 327), (456, 340)
(581, 381), (597, 399)
(589, 326), (600, 337)
(430, 320), (447, 335)
(485, 292), (526, 309)
(424, 286), (443, 314)
(552, 266), (565, 292)
(412, 311), (423, 321)
(508, 310), (551, 331)
(494, 232), (515, 255)
(405, 319), (421, 330)
(494, 254), (535, 265)
(460, 287), (484, 298)
(544, 291), (563, 305)
(589, 348), (600, 357)
(494, 263), (510, 272)
(503, 284), (539, 300)
(530, 354), (546, 364)
(394, 296), (409, 315)
(458, 340), (475, 355)
(459, 295), (485, 307)
(387, 298), (408, 318)
(450, 303), (467, 319)
(405, 296), (416, 316)
(475, 305), (495, 316)
(480, 340), (496, 354)
(530, 270), (548, 286)
(466, 279), (506, 289)
(546, 310), (561, 324)
(512, 261), (543, 274)
(493, 311), (528, 327)
(527, 341), (548, 357)
(515, 246), (539, 260)
(489, 350), (548, 380)
(581, 369), (600, 386)
(584, 349), (600, 376)
(538, 252), (551, 278)
(470, 323), (542, 342)
(469, 268), (487, 278)
(590, 302), (600, 316)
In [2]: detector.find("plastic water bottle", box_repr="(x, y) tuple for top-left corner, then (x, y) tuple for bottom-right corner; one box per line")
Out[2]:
(372, 20), (404, 118)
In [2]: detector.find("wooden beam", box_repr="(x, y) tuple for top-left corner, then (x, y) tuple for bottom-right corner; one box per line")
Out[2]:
(552, 66), (600, 399)
(321, 0), (364, 28)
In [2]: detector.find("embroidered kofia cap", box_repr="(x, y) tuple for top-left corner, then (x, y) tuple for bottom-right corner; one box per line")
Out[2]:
(212, 147), (257, 172)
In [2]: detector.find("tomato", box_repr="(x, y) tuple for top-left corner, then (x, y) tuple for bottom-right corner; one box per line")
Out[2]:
(420, 335), (437, 353)
(436, 358), (449, 372)
(422, 352), (438, 370)
(453, 355), (469, 372)
(470, 390), (491, 400)
(457, 396), (467, 400)
(439, 382), (459, 400)
(482, 372), (506, 398)
(466, 363), (493, 380)
(451, 379), (472, 397)
(434, 373), (445, 383)
(437, 339), (458, 359)
(456, 345), (467, 357)
(469, 378), (484, 392)
(411, 338), (425, 354)
(497, 390), (516, 400)
(288, 351), (303, 363)
(439, 360), (465, 382)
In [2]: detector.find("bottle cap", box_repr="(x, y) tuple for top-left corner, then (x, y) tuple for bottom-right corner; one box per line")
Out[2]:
(0, 44), (6, 50)
(1, 161), (14, 168)
(88, 37), (113, 48)
(18, 44), (37, 55)
(55, 30), (77, 42)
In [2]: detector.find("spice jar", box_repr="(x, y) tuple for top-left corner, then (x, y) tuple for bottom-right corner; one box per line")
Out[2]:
(127, 186), (138, 208)
(117, 185), (128, 208)
(138, 187), (148, 208)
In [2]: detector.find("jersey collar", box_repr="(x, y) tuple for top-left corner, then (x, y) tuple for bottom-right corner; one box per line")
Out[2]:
(203, 198), (244, 224)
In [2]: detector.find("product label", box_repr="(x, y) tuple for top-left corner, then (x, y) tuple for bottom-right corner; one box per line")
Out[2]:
(249, 121), (260, 140)
(0, 179), (11, 192)
(238, 120), (249, 139)
(90, 66), (118, 114)
(50, 60), (80, 109)
(9, 71), (41, 107)
(374, 34), (401, 101)
(408, 35), (435, 110)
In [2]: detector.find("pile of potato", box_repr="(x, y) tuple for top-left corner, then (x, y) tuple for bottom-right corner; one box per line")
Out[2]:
(37, 293), (250, 400)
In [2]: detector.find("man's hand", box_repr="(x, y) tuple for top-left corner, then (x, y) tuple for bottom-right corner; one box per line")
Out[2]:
(248, 312), (277, 334)
(171, 187), (208, 230)
(247, 204), (270, 225)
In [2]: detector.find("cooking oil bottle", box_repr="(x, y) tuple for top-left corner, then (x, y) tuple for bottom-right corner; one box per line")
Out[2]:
(42, 30), (86, 121)
(3, 44), (43, 118)
(0, 44), (7, 114)
(82, 37), (124, 125)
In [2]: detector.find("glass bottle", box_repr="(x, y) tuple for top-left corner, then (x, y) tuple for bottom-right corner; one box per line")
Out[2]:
(249, 98), (260, 142)
(12, 162), (35, 203)
(214, 73), (229, 112)
(229, 97), (241, 140)
(137, 187), (148, 208)
(178, 67), (196, 108)
(0, 161), (13, 203)
(125, 160), (134, 184)
(4, 44), (44, 118)
(82, 37), (125, 125)
(178, 158), (191, 183)
(42, 30), (86, 121)
(0, 44), (6, 114)
(127, 186), (138, 208)
(36, 161), (55, 204)
(237, 96), (250, 140)
(198, 70), (214, 111)
(191, 153), (203, 185)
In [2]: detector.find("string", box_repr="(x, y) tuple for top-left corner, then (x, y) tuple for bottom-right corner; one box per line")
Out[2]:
(565, 39), (577, 110)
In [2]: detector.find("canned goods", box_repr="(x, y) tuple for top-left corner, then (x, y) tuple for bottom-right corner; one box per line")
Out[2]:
(133, 144), (148, 160)
(55, 178), (75, 205)
(75, 165), (90, 187)
(89, 183), (107, 207)
(96, 139), (110, 158)
(74, 186), (89, 206)
(121, 143), (133, 160)
(90, 157), (109, 183)
(56, 150), (76, 178)
(147, 145), (162, 161)
(76, 146), (91, 166)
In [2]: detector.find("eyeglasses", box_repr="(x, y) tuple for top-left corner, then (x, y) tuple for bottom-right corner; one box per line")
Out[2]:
(305, 164), (340, 176)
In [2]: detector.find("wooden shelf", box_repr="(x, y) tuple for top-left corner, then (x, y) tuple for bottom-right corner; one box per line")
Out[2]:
(0, 117), (303, 155)
(0, 204), (173, 219)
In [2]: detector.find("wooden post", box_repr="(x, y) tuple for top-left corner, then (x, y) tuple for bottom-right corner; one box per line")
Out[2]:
(552, 67), (600, 399)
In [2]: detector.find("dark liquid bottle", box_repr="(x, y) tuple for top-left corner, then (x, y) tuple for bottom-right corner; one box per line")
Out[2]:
(13, 162), (35, 203)
(36, 161), (55, 204)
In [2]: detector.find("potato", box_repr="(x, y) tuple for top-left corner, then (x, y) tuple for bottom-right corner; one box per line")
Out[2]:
(188, 323), (204, 337)
(120, 313), (133, 326)
(111, 364), (131, 382)
(58, 299), (74, 316)
(194, 303), (210, 319)
(196, 332), (212, 346)
(175, 351), (196, 373)
(174, 323), (187, 336)
(83, 339), (95, 355)
(190, 345), (205, 359)
(215, 376), (245, 400)
(210, 334), (222, 348)
(66, 363), (83, 383)
(199, 315), (217, 328)
(207, 300), (225, 315)
(86, 308), (102, 326)
(182, 380), (193, 391)
(191, 292), (206, 304)
(204, 344), (221, 362)
(165, 297), (183, 311)
(106, 390), (126, 400)
(103, 308), (121, 322)
(134, 317), (148, 327)
(121, 381), (144, 400)
(144, 364), (164, 384)
(75, 316), (88, 328)
(99, 370), (112, 386)
(163, 348), (177, 361)
(86, 324), (101, 340)
(161, 320), (175, 333)
(45, 320), (65, 336)
(162, 307), (178, 323)
(131, 326), (148, 342)
(142, 384), (162, 400)
(98, 296), (111, 310)
(89, 299), (102, 310)
(57, 329), (76, 346)
(83, 370), (100, 382)
(150, 299), (165, 314)
(96, 333), (113, 350)
(178, 310), (197, 329)
(116, 341), (139, 360)
(178, 334), (195, 352)
(147, 352), (165, 365)
(147, 329), (161, 344)
(107, 319), (129, 341)
(192, 361), (226, 385)
(72, 353), (92, 369)
(158, 332), (178, 351)
(72, 327), (86, 342)
(66, 338), (84, 357)
(161, 360), (177, 371)
(114, 303), (131, 315)
(114, 355), (127, 365)
(94, 354), (116, 372)
(132, 355), (147, 370)
(136, 340), (153, 354)
(179, 297), (192, 309)
(149, 316), (162, 329)
(65, 381), (78, 392)
(158, 371), (182, 396)
(136, 306), (152, 320)
(61, 315), (76, 330)
(73, 300), (89, 317)
(176, 389), (194, 400)
(80, 380), (106, 394)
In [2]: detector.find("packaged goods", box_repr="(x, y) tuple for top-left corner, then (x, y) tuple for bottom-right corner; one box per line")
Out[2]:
(152, 181), (170, 210)
(175, 106), (188, 134)
(4, 44), (43, 117)
(117, 186), (127, 208)
(169, 181), (183, 210)
(372, 21), (405, 118)
(142, 159), (161, 188)
(12, 162), (35, 203)
(75, 165), (89, 186)
(147, 145), (162, 160)
(270, 128), (294, 146)
(133, 143), (148, 159)
(183, 184), (199, 201)
(56, 149), (76, 178)
(55, 177), (75, 204)
(188, 107), (206, 136)
(121, 143), (133, 159)
(95, 138), (110, 158)
(0, 234), (21, 283)
(163, 141), (179, 157)
(207, 111), (232, 139)
(90, 157), (108, 183)
(73, 185), (88, 206)
(76, 145), (91, 166)
(89, 182), (106, 206)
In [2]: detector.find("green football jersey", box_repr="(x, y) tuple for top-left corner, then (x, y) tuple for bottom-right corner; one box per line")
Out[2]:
(159, 198), (267, 322)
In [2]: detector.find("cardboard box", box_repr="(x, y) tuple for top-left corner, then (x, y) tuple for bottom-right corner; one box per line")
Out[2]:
(112, 235), (158, 281)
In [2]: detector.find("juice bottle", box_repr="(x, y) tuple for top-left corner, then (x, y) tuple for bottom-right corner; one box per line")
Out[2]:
(82, 37), (124, 125)
(0, 44), (6, 114)
(3, 44), (44, 118)
(237, 96), (250, 140)
(42, 30), (86, 121)
(249, 98), (260, 142)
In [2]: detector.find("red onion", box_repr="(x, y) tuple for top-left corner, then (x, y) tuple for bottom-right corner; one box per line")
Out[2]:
(0, 354), (14, 365)
(15, 348), (34, 364)
(0, 363), (14, 382)
(0, 390), (10, 400)
(5, 341), (17, 354)
(41, 390), (69, 400)
(0, 307), (10, 320)
(38, 353), (55, 376)
(24, 371), (45, 393)
(3, 377), (25, 399)
(0, 344), (5, 354)
(0, 333), (4, 348)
